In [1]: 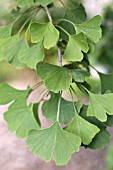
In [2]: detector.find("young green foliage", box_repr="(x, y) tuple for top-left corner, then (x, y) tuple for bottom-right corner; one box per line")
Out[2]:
(1, 0), (112, 166)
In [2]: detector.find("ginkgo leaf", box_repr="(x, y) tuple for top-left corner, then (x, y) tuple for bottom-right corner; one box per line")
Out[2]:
(86, 128), (111, 150)
(71, 69), (90, 82)
(64, 4), (86, 24)
(27, 121), (81, 165)
(4, 100), (40, 138)
(36, 62), (72, 93)
(63, 33), (89, 61)
(75, 15), (102, 43)
(65, 104), (100, 145)
(4, 37), (28, 68)
(0, 35), (18, 61)
(19, 42), (44, 69)
(35, 0), (55, 6)
(16, 0), (33, 7)
(42, 92), (74, 123)
(80, 106), (111, 150)
(87, 92), (113, 122)
(99, 72), (113, 93)
(0, 83), (28, 105)
(29, 22), (59, 49)
(0, 25), (11, 39)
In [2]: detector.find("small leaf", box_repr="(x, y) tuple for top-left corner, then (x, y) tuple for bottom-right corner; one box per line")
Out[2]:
(27, 121), (81, 165)
(42, 92), (74, 123)
(36, 62), (72, 93)
(4, 101), (40, 138)
(65, 105), (99, 145)
(19, 42), (44, 69)
(71, 69), (90, 82)
(75, 15), (102, 43)
(35, 0), (55, 6)
(87, 92), (113, 122)
(30, 22), (59, 49)
(16, 0), (34, 7)
(99, 72), (113, 93)
(63, 33), (89, 61)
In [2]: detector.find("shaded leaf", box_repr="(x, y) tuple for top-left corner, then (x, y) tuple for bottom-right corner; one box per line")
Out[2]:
(27, 121), (81, 165)
(42, 92), (74, 123)
(64, 4), (86, 24)
(71, 69), (90, 82)
(36, 62), (72, 93)
(86, 129), (111, 150)
(99, 72), (113, 93)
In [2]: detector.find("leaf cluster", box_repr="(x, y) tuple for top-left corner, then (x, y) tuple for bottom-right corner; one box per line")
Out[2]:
(0, 0), (112, 166)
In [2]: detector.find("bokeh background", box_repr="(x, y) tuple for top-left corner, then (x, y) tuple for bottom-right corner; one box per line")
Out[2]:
(0, 0), (113, 170)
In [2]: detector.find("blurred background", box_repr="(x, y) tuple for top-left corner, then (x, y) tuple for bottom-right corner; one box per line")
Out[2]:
(0, 0), (113, 170)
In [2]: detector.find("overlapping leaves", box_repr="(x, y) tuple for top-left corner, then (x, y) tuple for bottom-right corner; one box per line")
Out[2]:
(0, 83), (40, 138)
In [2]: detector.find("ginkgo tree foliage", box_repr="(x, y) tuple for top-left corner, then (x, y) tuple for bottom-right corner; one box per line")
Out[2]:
(0, 0), (113, 166)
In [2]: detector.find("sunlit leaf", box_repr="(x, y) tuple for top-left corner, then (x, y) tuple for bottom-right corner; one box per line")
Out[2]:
(87, 91), (113, 122)
(30, 22), (59, 49)
(75, 15), (102, 43)
(63, 33), (89, 61)
(27, 121), (81, 165)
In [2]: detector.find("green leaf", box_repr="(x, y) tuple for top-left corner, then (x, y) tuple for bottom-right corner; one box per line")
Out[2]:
(42, 92), (74, 123)
(0, 25), (11, 39)
(63, 33), (89, 61)
(27, 121), (81, 165)
(35, 0), (55, 6)
(75, 15), (102, 43)
(0, 35), (19, 62)
(4, 37), (28, 68)
(104, 115), (113, 127)
(99, 72), (113, 93)
(86, 128), (111, 150)
(0, 83), (28, 105)
(29, 22), (59, 49)
(4, 101), (40, 138)
(19, 42), (44, 69)
(87, 92), (113, 122)
(33, 103), (41, 126)
(64, 4), (86, 24)
(71, 69), (90, 82)
(16, 0), (33, 7)
(80, 106), (111, 150)
(65, 105), (100, 145)
(36, 62), (72, 93)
